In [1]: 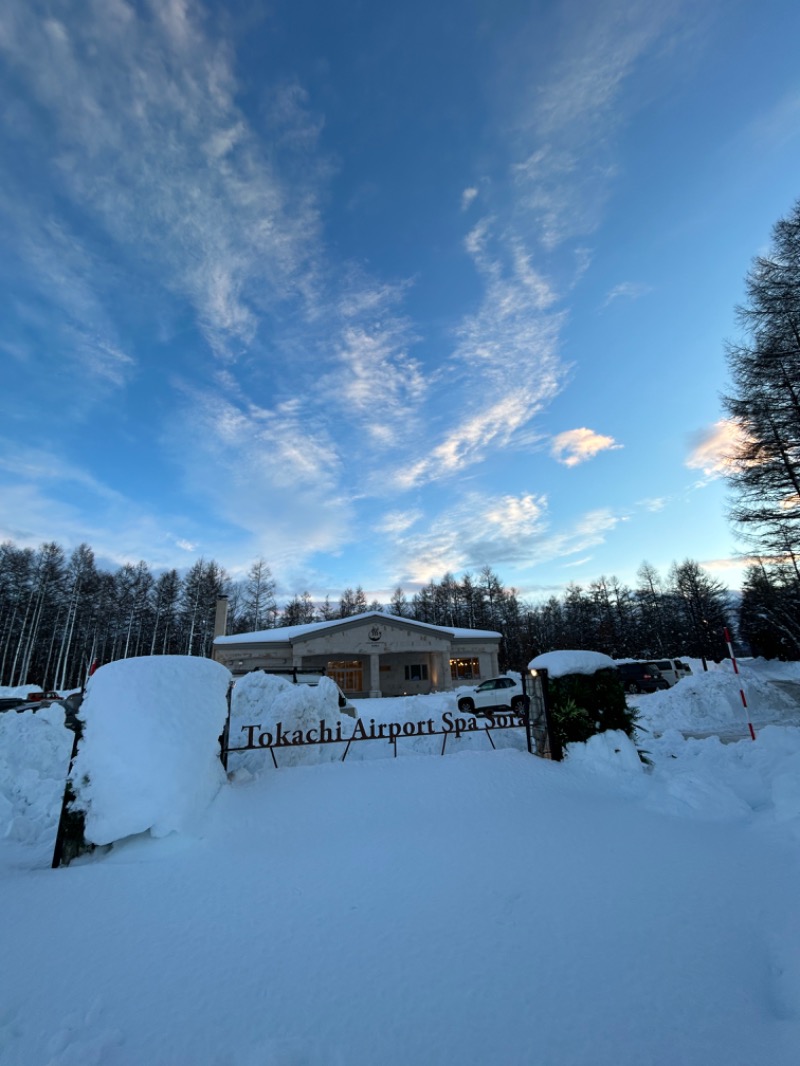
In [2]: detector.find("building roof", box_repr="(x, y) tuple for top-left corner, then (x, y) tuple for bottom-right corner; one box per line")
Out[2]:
(214, 610), (501, 645)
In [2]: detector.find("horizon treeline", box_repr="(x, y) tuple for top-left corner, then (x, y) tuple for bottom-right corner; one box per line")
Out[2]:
(3, 537), (780, 692)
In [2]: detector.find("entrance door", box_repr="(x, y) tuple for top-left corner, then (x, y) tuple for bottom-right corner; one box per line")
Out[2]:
(327, 660), (364, 694)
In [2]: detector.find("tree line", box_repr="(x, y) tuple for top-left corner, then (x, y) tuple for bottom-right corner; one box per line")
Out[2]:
(0, 538), (739, 691)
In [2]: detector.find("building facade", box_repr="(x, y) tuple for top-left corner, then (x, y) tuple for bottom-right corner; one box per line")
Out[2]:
(212, 610), (501, 698)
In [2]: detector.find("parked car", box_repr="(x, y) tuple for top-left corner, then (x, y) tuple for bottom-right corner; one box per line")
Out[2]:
(456, 676), (525, 717)
(615, 662), (669, 694)
(647, 658), (692, 687)
(0, 697), (25, 713)
(25, 690), (62, 703)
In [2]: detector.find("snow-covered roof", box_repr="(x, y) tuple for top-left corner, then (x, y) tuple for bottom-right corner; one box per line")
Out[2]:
(528, 649), (616, 679)
(214, 610), (501, 645)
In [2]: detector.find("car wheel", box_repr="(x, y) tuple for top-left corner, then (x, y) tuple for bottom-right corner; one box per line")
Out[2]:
(626, 682), (639, 695)
(458, 697), (475, 713)
(511, 696), (525, 712)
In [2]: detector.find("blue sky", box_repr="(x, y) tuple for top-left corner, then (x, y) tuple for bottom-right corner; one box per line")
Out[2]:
(1, 0), (800, 604)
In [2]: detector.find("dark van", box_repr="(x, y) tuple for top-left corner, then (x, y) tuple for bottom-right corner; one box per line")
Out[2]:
(616, 662), (669, 694)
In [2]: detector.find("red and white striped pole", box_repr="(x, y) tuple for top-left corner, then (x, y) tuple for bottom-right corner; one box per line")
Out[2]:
(724, 627), (756, 740)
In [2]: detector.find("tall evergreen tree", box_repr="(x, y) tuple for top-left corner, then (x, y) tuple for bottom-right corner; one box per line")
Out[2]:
(723, 200), (800, 567)
(240, 558), (277, 632)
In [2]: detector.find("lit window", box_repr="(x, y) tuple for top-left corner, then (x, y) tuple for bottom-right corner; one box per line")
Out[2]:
(450, 657), (480, 680)
(327, 660), (363, 692)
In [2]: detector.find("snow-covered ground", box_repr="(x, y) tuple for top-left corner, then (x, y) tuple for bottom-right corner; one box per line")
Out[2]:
(1, 658), (800, 1064)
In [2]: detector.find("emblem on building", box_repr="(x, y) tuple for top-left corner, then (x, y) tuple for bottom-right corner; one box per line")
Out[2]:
(368, 626), (382, 642)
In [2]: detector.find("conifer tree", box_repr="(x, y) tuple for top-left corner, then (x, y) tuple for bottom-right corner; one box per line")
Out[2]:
(723, 200), (800, 567)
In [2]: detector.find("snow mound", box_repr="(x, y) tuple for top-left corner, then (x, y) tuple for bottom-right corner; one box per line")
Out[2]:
(739, 657), (800, 682)
(70, 656), (231, 845)
(529, 649), (616, 677)
(229, 671), (351, 772)
(647, 726), (800, 836)
(0, 704), (73, 846)
(635, 667), (796, 733)
(564, 729), (645, 779)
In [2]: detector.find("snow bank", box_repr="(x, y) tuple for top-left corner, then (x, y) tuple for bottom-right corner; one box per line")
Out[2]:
(739, 657), (800, 682)
(0, 683), (53, 700)
(645, 726), (800, 837)
(634, 666), (797, 734)
(229, 671), (351, 772)
(0, 704), (73, 846)
(70, 656), (231, 844)
(529, 649), (616, 677)
(564, 729), (645, 779)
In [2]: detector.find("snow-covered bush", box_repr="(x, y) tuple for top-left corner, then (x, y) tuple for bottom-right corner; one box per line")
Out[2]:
(529, 650), (637, 749)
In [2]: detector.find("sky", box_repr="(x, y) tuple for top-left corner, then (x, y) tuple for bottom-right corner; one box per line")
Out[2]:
(1, 0), (800, 606)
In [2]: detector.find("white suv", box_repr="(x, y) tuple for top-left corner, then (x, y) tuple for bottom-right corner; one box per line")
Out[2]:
(647, 658), (692, 687)
(456, 676), (524, 716)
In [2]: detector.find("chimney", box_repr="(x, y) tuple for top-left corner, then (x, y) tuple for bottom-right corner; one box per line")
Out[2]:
(214, 595), (229, 639)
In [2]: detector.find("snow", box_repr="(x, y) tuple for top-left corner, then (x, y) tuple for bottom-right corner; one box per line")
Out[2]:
(228, 670), (351, 771)
(1, 656), (800, 1064)
(0, 702), (73, 846)
(528, 648), (616, 677)
(214, 609), (501, 644)
(70, 655), (231, 844)
(634, 658), (800, 737)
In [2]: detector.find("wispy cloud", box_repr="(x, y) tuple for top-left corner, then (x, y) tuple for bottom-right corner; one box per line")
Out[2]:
(686, 419), (750, 477)
(638, 497), (667, 513)
(461, 186), (479, 210)
(167, 384), (353, 569)
(0, 0), (325, 361)
(388, 492), (619, 586)
(602, 281), (652, 307)
(511, 1), (687, 248)
(551, 428), (621, 467)
(0, 444), (207, 570)
(373, 511), (422, 536)
(739, 89), (800, 153)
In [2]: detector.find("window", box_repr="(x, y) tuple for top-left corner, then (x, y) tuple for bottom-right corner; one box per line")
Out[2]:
(404, 664), (429, 681)
(451, 657), (480, 680)
(327, 660), (363, 693)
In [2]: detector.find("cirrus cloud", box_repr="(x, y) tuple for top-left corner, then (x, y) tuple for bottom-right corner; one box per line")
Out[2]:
(551, 427), (621, 467)
(686, 419), (751, 477)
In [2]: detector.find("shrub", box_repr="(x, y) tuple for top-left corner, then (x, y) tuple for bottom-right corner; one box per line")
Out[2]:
(547, 667), (637, 748)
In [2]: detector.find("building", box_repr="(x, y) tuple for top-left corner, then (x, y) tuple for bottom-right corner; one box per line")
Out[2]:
(212, 609), (501, 698)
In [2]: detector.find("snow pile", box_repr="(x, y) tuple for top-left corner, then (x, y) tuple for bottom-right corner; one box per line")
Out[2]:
(70, 656), (231, 844)
(229, 671), (350, 772)
(634, 666), (797, 734)
(564, 728), (646, 780)
(0, 683), (53, 700)
(529, 649), (616, 677)
(740, 657), (800, 682)
(0, 704), (73, 846)
(646, 726), (800, 835)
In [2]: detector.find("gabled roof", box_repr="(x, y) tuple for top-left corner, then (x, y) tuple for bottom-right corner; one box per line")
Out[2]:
(214, 610), (501, 645)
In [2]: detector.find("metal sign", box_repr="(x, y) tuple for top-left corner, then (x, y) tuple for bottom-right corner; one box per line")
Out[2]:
(223, 709), (527, 768)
